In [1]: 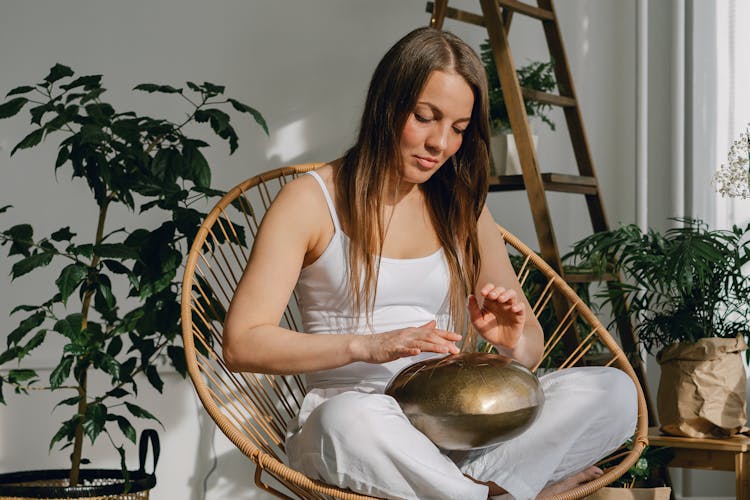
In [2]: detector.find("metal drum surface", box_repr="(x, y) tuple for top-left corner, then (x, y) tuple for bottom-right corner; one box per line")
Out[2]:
(385, 352), (544, 450)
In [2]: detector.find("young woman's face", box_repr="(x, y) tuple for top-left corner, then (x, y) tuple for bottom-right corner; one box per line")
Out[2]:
(399, 70), (474, 184)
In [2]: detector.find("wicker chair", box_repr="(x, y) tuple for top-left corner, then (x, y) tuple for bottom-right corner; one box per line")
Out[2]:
(180, 163), (649, 499)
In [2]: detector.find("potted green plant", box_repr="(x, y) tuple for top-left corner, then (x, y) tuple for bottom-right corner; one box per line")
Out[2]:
(589, 444), (672, 499)
(0, 64), (267, 497)
(569, 218), (750, 439)
(480, 39), (557, 176)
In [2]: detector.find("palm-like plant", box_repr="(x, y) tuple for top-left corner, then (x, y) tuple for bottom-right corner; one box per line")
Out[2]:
(568, 218), (750, 355)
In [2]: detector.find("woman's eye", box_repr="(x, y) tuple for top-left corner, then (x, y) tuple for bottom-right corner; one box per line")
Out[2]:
(414, 113), (431, 123)
(452, 126), (466, 135)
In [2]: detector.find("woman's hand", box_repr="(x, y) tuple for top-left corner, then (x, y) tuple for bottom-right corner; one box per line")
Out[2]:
(468, 283), (526, 350)
(349, 320), (462, 364)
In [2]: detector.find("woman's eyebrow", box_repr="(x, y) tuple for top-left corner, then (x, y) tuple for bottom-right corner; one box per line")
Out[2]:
(417, 101), (471, 123)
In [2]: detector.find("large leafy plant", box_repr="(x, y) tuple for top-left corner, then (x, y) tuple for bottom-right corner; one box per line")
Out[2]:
(0, 64), (266, 485)
(568, 218), (750, 355)
(480, 40), (557, 132)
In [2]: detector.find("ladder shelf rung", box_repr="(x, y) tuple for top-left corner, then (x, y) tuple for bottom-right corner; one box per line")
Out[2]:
(497, 0), (555, 21)
(521, 88), (576, 108)
(426, 1), (554, 27)
(426, 2), (485, 27)
(488, 173), (598, 194)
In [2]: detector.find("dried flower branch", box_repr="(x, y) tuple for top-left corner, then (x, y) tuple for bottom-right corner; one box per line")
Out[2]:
(712, 125), (750, 199)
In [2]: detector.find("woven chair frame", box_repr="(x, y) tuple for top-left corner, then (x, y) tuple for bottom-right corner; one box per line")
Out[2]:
(181, 164), (648, 500)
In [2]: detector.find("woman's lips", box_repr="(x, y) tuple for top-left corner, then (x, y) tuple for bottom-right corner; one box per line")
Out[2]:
(415, 155), (439, 169)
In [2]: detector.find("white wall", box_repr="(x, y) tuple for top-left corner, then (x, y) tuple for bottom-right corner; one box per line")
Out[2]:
(0, 1), (732, 499)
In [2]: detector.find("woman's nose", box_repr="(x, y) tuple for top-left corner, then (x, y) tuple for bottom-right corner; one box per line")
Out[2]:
(425, 124), (448, 153)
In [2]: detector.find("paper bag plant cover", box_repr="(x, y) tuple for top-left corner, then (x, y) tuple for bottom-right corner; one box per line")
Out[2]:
(656, 336), (748, 438)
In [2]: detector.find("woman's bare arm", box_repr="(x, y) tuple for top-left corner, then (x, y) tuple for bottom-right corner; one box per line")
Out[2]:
(471, 206), (544, 368)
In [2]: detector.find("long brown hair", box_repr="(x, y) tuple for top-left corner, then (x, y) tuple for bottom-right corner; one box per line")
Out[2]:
(335, 27), (490, 342)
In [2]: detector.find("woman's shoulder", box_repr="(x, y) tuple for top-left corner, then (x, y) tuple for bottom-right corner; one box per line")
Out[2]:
(268, 162), (337, 225)
(277, 163), (334, 204)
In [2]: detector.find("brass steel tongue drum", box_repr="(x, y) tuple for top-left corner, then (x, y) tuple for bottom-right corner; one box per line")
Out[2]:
(385, 352), (544, 450)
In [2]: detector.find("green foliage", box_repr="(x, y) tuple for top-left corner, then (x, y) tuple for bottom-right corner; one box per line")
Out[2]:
(568, 217), (750, 355)
(600, 442), (673, 488)
(0, 64), (265, 479)
(480, 40), (557, 132)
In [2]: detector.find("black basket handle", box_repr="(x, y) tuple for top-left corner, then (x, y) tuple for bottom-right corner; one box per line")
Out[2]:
(138, 429), (160, 475)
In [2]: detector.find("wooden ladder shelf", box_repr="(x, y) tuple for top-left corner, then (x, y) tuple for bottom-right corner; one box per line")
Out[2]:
(426, 0), (657, 425)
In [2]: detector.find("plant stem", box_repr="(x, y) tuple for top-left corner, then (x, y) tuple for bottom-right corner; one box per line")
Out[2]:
(69, 194), (112, 485)
(69, 367), (87, 486)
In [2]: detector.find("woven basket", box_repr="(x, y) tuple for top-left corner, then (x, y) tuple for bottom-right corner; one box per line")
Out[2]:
(0, 431), (158, 500)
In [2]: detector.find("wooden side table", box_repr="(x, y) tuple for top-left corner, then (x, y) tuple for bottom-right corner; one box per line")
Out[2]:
(648, 427), (750, 499)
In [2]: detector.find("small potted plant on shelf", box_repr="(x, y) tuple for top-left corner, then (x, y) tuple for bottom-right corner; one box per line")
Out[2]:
(589, 443), (672, 499)
(569, 218), (750, 439)
(480, 39), (557, 176)
(0, 64), (267, 498)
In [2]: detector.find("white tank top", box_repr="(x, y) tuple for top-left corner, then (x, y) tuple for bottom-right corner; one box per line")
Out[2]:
(296, 171), (451, 391)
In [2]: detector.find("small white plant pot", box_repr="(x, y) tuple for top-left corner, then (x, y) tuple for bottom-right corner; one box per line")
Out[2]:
(490, 132), (538, 176)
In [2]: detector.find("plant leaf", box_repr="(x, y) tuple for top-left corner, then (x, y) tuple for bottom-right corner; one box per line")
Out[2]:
(0, 346), (20, 365)
(116, 415), (137, 443)
(7, 311), (45, 346)
(7, 368), (37, 384)
(55, 146), (70, 169)
(55, 263), (88, 304)
(0, 97), (28, 119)
(99, 353), (121, 379)
(44, 64), (74, 84)
(60, 75), (102, 91)
(94, 243), (138, 259)
(133, 83), (182, 94)
(53, 395), (81, 410)
(145, 365), (163, 393)
(11, 128), (45, 155)
(83, 403), (107, 443)
(49, 415), (80, 452)
(10, 304), (41, 315)
(49, 355), (74, 389)
(11, 251), (54, 279)
(51, 226), (76, 242)
(201, 81), (225, 96)
(106, 335), (124, 358)
(116, 445), (131, 492)
(124, 402), (162, 426)
(106, 387), (129, 399)
(3, 223), (33, 257)
(19, 329), (47, 359)
(185, 146), (210, 187)
(6, 86), (35, 97)
(194, 108), (238, 153)
(228, 99), (268, 135)
(166, 345), (187, 377)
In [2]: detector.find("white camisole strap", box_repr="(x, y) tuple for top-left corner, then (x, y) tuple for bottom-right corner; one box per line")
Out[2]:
(307, 170), (341, 232)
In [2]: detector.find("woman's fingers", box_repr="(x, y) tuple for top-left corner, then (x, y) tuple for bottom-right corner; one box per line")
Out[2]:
(481, 284), (517, 305)
(408, 322), (461, 354)
(473, 285), (526, 327)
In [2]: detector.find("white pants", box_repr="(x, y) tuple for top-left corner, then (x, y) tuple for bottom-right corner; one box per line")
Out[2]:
(286, 366), (638, 500)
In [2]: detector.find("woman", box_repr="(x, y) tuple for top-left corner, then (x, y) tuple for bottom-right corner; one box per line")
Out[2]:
(224, 27), (637, 499)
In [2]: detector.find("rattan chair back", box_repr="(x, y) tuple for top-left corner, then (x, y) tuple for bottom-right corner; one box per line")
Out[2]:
(181, 164), (648, 499)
